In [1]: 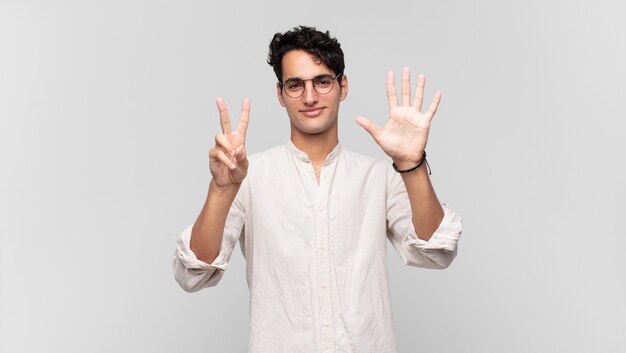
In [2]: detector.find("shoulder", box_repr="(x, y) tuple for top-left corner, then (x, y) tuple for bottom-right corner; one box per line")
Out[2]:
(246, 144), (291, 177)
(339, 146), (390, 172)
(248, 144), (287, 162)
(339, 146), (401, 190)
(247, 144), (292, 169)
(235, 145), (287, 203)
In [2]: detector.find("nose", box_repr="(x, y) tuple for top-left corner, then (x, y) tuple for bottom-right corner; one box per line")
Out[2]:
(302, 80), (319, 105)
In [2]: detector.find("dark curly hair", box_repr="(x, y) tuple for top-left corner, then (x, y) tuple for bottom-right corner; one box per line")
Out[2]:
(267, 26), (345, 84)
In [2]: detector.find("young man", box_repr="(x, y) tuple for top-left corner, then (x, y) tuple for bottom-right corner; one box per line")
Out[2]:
(173, 26), (463, 352)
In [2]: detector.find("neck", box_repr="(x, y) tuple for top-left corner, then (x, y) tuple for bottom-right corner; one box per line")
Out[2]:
(290, 126), (339, 165)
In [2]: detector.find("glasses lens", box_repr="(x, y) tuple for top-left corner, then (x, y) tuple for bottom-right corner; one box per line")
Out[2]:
(284, 79), (304, 98)
(313, 75), (335, 94)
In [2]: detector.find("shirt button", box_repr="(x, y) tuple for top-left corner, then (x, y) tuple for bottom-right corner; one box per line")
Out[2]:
(324, 322), (330, 327)
(321, 282), (328, 288)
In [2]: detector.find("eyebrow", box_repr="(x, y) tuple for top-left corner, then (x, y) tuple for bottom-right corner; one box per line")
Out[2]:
(284, 73), (334, 82)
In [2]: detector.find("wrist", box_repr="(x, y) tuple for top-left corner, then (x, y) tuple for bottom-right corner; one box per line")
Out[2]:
(392, 159), (420, 170)
(209, 179), (241, 195)
(392, 151), (430, 175)
(392, 151), (424, 170)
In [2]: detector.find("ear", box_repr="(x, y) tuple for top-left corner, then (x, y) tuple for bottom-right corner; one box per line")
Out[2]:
(276, 82), (286, 107)
(339, 74), (348, 102)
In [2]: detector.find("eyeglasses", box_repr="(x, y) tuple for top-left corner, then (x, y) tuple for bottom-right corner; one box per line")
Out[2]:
(280, 73), (342, 98)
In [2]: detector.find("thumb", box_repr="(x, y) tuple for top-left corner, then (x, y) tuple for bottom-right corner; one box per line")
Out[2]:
(355, 116), (381, 139)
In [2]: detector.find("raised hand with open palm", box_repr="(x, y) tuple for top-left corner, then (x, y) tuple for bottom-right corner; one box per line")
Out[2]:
(355, 68), (441, 170)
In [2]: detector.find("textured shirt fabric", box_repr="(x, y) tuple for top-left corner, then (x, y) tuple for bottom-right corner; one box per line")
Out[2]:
(173, 141), (463, 353)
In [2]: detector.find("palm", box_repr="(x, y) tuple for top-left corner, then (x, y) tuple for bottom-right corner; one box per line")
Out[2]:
(377, 105), (430, 160)
(356, 68), (441, 165)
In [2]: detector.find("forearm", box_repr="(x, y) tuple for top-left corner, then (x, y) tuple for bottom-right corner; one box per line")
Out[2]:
(190, 180), (241, 264)
(395, 159), (444, 241)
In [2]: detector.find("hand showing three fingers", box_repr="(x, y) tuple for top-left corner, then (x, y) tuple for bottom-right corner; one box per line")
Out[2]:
(209, 97), (250, 189)
(356, 68), (441, 169)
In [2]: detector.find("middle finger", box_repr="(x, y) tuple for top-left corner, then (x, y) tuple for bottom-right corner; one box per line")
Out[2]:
(401, 67), (411, 107)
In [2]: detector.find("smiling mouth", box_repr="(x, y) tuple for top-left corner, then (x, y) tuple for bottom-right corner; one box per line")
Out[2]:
(300, 107), (325, 117)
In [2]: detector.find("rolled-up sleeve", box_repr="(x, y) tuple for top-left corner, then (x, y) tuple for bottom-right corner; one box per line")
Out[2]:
(386, 167), (463, 269)
(172, 188), (246, 292)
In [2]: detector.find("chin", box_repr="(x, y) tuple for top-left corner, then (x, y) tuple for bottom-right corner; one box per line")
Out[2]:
(293, 119), (336, 135)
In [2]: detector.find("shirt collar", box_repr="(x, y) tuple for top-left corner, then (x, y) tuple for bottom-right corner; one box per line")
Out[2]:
(286, 139), (343, 165)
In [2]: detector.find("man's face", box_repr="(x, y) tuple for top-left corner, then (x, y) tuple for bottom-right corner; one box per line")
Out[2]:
(277, 50), (348, 136)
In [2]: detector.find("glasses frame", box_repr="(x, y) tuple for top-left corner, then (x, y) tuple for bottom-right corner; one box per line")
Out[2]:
(279, 73), (343, 98)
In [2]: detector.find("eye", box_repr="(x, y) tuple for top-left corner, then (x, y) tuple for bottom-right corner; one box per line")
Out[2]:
(286, 81), (304, 90)
(315, 77), (333, 87)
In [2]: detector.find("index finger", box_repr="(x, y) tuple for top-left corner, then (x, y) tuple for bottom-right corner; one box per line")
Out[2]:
(413, 74), (425, 112)
(216, 97), (232, 134)
(236, 98), (250, 136)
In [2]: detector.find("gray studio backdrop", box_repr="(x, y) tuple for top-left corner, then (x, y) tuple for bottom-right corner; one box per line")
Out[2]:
(1, 0), (625, 352)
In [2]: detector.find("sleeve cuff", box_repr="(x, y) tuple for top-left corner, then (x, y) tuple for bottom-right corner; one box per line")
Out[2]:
(176, 224), (229, 271)
(405, 203), (463, 252)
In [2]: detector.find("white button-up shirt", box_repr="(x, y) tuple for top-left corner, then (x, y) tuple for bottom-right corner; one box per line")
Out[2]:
(173, 141), (463, 353)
